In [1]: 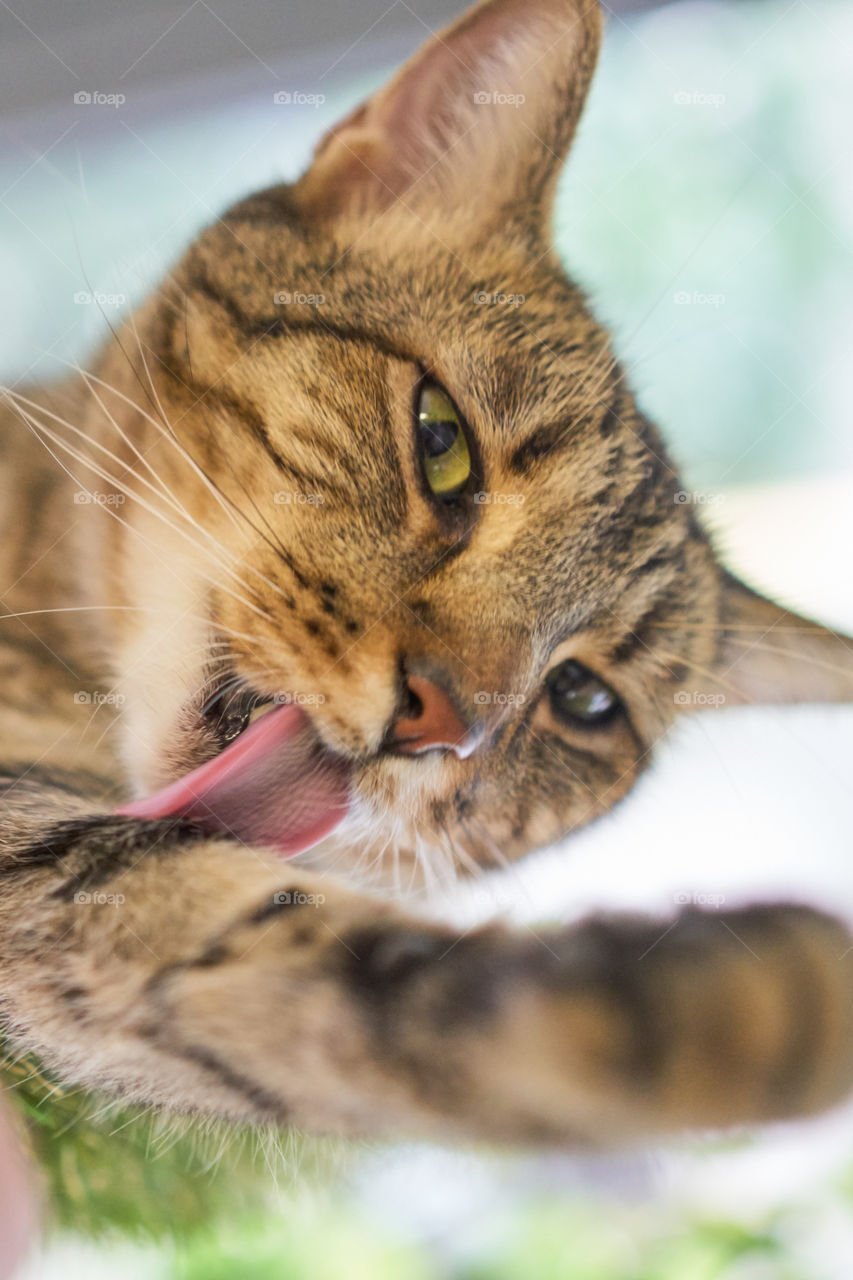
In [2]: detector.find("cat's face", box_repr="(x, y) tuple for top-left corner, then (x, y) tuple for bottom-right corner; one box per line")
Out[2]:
(95, 0), (838, 880)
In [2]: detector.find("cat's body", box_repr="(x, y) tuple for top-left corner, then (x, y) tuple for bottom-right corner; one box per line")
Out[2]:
(1, 0), (852, 1152)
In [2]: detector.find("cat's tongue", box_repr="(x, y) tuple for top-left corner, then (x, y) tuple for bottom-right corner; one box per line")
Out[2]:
(116, 704), (350, 856)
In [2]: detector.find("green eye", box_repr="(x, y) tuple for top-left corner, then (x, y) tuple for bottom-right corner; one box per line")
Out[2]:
(546, 660), (621, 727)
(416, 381), (471, 500)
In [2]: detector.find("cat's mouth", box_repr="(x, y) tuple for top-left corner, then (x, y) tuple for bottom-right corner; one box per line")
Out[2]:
(117, 702), (352, 856)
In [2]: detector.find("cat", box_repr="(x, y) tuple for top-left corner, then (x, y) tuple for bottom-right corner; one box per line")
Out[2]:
(0, 0), (851, 1154)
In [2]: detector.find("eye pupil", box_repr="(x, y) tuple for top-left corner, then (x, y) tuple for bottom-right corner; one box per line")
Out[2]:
(219, 707), (251, 744)
(546, 660), (620, 727)
(421, 418), (459, 458)
(206, 688), (270, 745)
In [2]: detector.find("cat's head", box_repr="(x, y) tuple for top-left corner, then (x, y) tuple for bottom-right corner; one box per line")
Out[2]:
(92, 0), (851, 880)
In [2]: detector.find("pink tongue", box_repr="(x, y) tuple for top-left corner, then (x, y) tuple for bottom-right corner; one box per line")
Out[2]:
(116, 704), (350, 856)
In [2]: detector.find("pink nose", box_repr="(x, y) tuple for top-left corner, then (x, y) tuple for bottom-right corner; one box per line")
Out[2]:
(388, 675), (480, 759)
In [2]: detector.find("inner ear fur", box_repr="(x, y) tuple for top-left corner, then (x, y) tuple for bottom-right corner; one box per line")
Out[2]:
(692, 572), (853, 708)
(293, 0), (603, 222)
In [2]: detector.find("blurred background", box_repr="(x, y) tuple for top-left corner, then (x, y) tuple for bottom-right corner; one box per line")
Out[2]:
(1, 0), (853, 1275)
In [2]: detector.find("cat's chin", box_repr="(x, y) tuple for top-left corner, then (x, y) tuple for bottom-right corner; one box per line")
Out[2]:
(116, 702), (352, 857)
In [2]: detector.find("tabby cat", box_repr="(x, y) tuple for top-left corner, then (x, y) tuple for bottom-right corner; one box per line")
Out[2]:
(1, 0), (852, 1153)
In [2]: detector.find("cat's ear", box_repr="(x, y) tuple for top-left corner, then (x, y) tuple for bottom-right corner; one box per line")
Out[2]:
(694, 573), (853, 708)
(294, 0), (602, 221)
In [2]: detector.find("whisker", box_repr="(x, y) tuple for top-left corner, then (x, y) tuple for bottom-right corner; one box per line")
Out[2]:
(5, 394), (276, 625)
(59, 354), (249, 544)
(54, 357), (320, 616)
(723, 635), (853, 683)
(0, 605), (157, 622)
(4, 384), (241, 578)
(647, 620), (830, 632)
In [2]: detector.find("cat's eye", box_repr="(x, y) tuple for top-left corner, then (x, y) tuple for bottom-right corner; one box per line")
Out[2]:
(206, 690), (272, 745)
(546, 660), (621, 728)
(416, 380), (472, 501)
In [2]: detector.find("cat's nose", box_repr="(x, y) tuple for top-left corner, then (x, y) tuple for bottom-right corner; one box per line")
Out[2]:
(386, 673), (482, 759)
